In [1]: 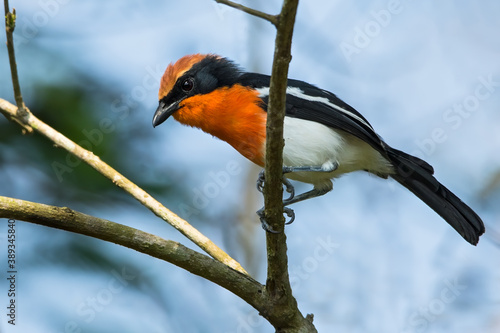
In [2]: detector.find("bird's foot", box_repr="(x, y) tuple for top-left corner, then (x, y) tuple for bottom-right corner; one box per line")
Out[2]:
(256, 169), (297, 232)
(257, 206), (296, 233)
(256, 169), (295, 201)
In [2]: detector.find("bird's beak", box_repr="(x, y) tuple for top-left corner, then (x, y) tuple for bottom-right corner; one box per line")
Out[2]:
(152, 100), (180, 127)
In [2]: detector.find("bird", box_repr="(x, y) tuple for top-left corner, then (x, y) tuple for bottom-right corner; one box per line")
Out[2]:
(152, 53), (485, 245)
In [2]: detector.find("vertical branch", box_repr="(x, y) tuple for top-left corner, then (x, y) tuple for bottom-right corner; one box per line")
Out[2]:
(215, 1), (315, 330)
(5, 6), (24, 111)
(264, 0), (298, 242)
(264, 0), (297, 286)
(3, 1), (32, 133)
(264, 1), (317, 331)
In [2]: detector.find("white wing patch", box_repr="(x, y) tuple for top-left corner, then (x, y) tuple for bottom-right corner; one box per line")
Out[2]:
(255, 87), (270, 98)
(254, 86), (374, 131)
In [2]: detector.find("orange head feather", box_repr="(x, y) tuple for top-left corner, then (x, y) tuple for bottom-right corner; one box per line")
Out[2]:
(159, 54), (218, 100)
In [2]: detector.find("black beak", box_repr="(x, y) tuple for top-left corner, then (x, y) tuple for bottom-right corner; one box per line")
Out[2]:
(152, 100), (181, 127)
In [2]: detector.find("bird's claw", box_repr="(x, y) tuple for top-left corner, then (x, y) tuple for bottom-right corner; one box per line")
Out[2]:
(284, 207), (295, 225)
(256, 207), (280, 233)
(256, 168), (297, 232)
(257, 170), (265, 194)
(283, 178), (295, 201)
(256, 206), (296, 233)
(256, 169), (295, 201)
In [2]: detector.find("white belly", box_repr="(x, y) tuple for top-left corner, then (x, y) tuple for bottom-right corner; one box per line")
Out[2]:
(282, 117), (393, 187)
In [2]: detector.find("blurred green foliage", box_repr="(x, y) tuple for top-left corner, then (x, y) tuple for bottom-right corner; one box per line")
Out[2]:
(0, 44), (197, 310)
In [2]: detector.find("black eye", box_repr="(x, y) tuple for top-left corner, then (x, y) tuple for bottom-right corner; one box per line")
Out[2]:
(181, 78), (194, 92)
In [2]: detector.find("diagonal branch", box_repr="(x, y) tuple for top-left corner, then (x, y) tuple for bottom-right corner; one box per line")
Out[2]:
(214, 0), (278, 26)
(0, 196), (262, 306)
(3, 0), (245, 274)
(0, 98), (246, 275)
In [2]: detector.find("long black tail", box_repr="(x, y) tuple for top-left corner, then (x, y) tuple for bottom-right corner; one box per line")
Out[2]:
(386, 147), (485, 245)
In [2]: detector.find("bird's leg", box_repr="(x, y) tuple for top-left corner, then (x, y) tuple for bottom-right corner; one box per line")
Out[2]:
(257, 161), (338, 200)
(256, 161), (338, 232)
(282, 186), (332, 207)
(281, 160), (338, 174)
(280, 161), (337, 208)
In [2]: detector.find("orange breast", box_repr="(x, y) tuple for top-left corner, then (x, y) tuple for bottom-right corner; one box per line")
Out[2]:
(174, 85), (267, 166)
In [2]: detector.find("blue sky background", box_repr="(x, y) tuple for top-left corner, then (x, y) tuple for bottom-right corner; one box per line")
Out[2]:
(1, 1), (500, 332)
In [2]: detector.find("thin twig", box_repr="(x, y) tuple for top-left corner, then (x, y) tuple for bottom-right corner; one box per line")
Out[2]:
(215, 0), (278, 26)
(3, 2), (32, 133)
(0, 98), (247, 275)
(0, 196), (263, 305)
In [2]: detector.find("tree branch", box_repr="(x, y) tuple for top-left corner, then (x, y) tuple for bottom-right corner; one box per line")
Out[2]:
(214, 0), (314, 331)
(264, 0), (316, 330)
(0, 196), (264, 307)
(3, 3), (32, 134)
(0, 98), (246, 275)
(235, 0), (316, 331)
(2, 4), (248, 273)
(214, 0), (278, 26)
(3, 2), (245, 273)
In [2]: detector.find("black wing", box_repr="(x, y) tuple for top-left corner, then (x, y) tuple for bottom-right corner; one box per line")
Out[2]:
(238, 73), (389, 156)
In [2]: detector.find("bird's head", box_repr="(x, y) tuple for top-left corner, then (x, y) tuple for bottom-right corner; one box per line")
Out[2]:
(152, 54), (242, 128)
(152, 54), (268, 166)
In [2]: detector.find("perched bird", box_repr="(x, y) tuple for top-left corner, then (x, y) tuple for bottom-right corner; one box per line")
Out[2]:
(153, 54), (485, 245)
